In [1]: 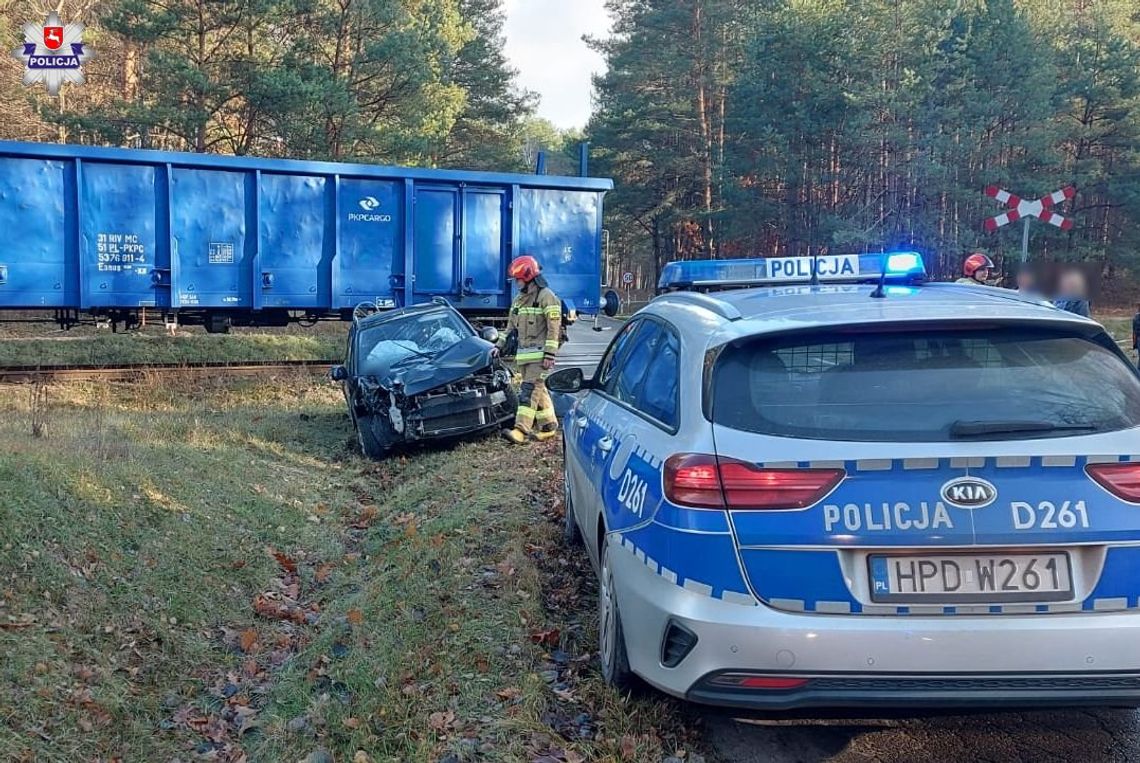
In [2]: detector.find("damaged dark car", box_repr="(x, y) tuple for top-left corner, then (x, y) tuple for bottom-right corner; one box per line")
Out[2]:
(330, 300), (518, 458)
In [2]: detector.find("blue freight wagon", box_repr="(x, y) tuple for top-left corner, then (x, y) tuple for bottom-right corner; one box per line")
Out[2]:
(0, 141), (615, 332)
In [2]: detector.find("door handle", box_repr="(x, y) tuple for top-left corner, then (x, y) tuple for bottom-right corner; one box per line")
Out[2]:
(599, 436), (614, 453)
(575, 415), (588, 429)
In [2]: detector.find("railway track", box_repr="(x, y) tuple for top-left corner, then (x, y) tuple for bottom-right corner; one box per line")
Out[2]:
(0, 359), (333, 383)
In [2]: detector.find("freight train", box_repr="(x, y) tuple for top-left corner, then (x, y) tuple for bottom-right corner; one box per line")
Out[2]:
(0, 141), (616, 332)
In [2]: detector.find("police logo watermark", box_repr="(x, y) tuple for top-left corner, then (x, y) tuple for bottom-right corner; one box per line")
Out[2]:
(14, 12), (93, 96)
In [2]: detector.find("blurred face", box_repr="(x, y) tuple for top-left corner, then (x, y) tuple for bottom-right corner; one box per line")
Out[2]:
(1016, 271), (1035, 290)
(974, 267), (991, 282)
(515, 277), (527, 290)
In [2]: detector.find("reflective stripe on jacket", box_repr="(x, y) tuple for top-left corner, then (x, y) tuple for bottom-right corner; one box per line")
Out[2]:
(504, 285), (561, 360)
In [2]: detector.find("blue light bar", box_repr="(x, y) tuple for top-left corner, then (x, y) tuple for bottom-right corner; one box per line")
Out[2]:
(657, 252), (926, 291)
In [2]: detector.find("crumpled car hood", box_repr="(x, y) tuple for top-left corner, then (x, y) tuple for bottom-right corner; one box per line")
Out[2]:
(378, 336), (497, 396)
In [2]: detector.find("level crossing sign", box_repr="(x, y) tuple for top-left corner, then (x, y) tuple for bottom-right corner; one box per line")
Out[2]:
(983, 184), (1075, 261)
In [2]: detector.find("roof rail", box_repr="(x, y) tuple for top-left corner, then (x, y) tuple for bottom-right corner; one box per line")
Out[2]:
(651, 291), (742, 321)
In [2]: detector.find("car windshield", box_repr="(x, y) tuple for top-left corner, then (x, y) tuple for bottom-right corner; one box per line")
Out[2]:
(356, 308), (471, 375)
(711, 325), (1140, 442)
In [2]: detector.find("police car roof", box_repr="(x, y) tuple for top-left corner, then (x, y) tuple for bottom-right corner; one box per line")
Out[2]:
(647, 282), (1101, 345)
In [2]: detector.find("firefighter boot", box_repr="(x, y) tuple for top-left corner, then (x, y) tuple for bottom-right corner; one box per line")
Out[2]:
(534, 407), (558, 441)
(503, 401), (536, 444)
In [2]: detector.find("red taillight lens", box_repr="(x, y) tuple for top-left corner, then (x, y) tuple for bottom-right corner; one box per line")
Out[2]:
(664, 454), (724, 508)
(664, 454), (844, 510)
(1087, 462), (1140, 502)
(720, 463), (844, 509)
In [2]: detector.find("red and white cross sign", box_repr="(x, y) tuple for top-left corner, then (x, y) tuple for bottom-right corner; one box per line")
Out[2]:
(984, 185), (1075, 232)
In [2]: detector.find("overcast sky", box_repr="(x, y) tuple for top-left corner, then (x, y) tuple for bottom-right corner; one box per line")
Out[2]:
(503, 0), (611, 130)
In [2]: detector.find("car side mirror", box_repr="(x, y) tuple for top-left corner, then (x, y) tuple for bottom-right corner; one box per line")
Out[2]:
(330, 365), (348, 381)
(545, 366), (587, 393)
(480, 325), (499, 344)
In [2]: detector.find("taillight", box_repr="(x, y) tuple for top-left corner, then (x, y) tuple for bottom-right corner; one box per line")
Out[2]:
(1087, 462), (1140, 502)
(664, 453), (844, 510)
(663, 454), (724, 508)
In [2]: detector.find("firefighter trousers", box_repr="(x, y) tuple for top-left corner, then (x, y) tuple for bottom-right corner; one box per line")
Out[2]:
(515, 361), (557, 434)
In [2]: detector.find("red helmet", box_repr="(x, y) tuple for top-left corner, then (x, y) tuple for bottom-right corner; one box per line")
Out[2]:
(963, 252), (995, 278)
(508, 255), (541, 282)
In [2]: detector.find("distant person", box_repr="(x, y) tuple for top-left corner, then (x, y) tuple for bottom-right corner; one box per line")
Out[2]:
(956, 252), (995, 285)
(1053, 268), (1091, 318)
(1015, 268), (1038, 296)
(1132, 303), (1140, 365)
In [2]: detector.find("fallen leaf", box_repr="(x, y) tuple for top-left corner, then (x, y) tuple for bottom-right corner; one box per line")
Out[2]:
(529, 628), (560, 646)
(346, 609), (363, 626)
(342, 716), (361, 729)
(351, 505), (378, 529)
(430, 534), (445, 548)
(404, 521), (417, 538)
(496, 687), (521, 701)
(565, 752), (585, 763)
(353, 753), (373, 763)
(619, 734), (637, 760)
(270, 549), (298, 575)
(253, 594), (306, 624)
(475, 657), (489, 673)
(239, 629), (258, 653)
(428, 709), (454, 731)
(314, 564), (334, 583)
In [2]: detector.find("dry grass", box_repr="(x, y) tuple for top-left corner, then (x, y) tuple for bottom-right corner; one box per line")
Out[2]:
(0, 375), (698, 762)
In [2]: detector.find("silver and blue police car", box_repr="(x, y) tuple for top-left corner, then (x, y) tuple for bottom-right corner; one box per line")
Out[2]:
(546, 252), (1140, 710)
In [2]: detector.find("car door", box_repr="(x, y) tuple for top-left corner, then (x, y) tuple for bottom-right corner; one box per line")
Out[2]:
(594, 319), (680, 556)
(568, 319), (647, 564)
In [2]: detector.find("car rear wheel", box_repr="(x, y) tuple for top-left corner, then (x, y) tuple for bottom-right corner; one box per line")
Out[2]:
(599, 541), (635, 691)
(562, 452), (582, 546)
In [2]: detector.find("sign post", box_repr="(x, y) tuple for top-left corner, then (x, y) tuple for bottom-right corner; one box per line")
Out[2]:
(983, 185), (1075, 262)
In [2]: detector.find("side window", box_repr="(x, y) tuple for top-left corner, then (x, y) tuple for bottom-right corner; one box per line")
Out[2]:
(595, 319), (644, 389)
(637, 328), (680, 427)
(607, 321), (663, 404)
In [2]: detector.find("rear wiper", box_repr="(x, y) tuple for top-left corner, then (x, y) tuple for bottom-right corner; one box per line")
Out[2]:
(949, 419), (1100, 438)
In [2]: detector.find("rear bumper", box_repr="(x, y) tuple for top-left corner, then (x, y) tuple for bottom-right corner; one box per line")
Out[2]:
(687, 672), (1140, 710)
(609, 538), (1140, 710)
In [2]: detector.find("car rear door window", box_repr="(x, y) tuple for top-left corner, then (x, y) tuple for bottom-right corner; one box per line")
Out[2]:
(711, 325), (1140, 442)
(608, 321), (661, 405)
(601, 319), (680, 429)
(595, 319), (645, 389)
(638, 328), (680, 428)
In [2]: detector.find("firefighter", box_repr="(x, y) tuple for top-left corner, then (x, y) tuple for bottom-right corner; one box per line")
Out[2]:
(500, 255), (561, 444)
(957, 252), (995, 285)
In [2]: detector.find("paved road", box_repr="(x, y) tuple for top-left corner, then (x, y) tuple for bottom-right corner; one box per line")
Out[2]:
(704, 705), (1140, 761)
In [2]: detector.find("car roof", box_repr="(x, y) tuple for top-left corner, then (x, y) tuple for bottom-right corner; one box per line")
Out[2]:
(642, 282), (1101, 348)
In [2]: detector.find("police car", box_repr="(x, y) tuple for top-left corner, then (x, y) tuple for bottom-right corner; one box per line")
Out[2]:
(545, 252), (1140, 710)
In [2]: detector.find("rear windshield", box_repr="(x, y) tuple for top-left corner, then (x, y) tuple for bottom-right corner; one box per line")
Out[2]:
(710, 326), (1140, 442)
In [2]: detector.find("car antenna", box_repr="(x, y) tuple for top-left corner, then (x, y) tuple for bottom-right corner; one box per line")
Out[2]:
(870, 253), (888, 299)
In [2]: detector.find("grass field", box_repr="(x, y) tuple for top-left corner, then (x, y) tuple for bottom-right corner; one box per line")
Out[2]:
(0, 330), (345, 367)
(0, 375), (697, 762)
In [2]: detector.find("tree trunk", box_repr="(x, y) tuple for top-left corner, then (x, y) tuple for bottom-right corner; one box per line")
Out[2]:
(692, 1), (714, 257)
